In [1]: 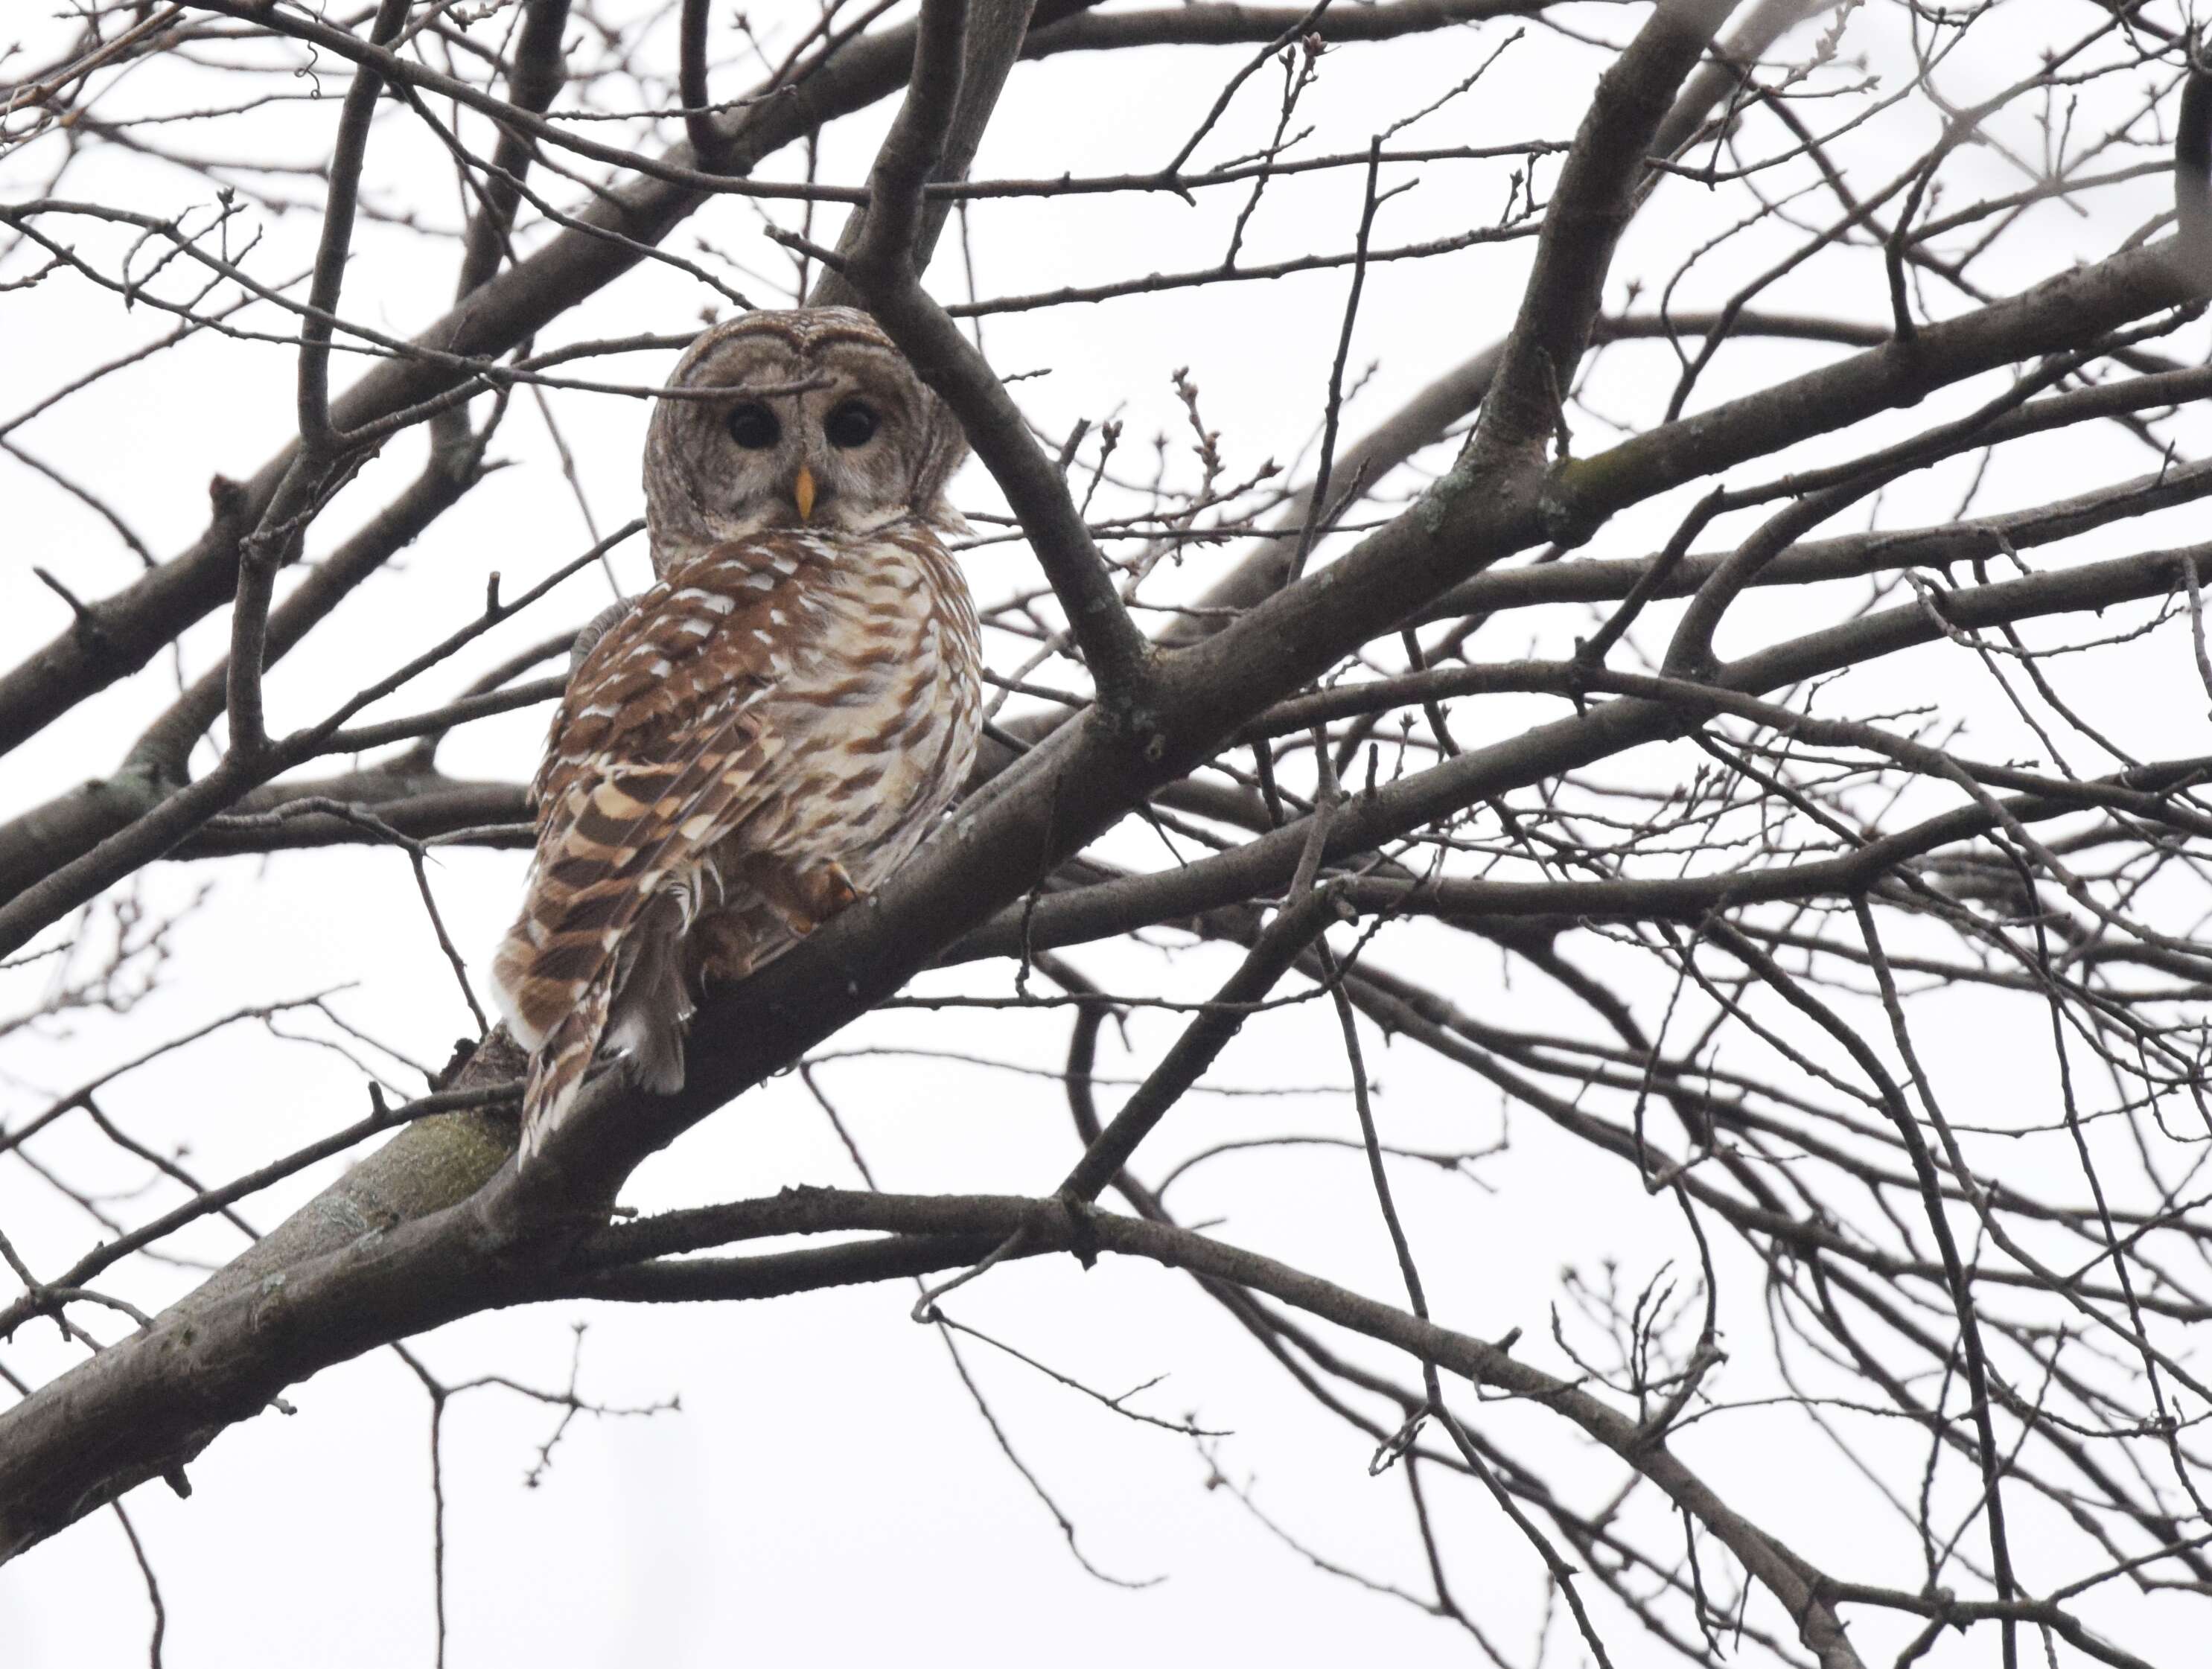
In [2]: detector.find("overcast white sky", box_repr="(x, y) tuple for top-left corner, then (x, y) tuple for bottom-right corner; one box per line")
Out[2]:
(4, 2), (2209, 1664)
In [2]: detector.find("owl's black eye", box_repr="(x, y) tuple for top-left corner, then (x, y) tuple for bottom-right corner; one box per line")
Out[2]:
(824, 401), (879, 449)
(727, 403), (780, 450)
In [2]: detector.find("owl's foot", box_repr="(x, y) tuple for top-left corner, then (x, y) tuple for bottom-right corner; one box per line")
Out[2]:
(812, 861), (860, 917)
(689, 913), (761, 985)
(740, 855), (860, 938)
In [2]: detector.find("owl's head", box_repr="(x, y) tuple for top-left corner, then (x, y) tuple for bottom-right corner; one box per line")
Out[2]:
(642, 307), (969, 566)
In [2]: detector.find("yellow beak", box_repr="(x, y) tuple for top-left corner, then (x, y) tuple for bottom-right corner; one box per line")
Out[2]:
(792, 464), (816, 523)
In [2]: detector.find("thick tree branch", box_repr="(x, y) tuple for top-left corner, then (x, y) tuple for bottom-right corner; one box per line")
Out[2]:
(1465, 0), (1740, 470)
(809, 0), (1039, 306)
(840, 0), (1155, 706)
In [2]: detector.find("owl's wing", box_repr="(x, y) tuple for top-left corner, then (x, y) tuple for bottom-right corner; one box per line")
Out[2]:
(491, 539), (813, 1152)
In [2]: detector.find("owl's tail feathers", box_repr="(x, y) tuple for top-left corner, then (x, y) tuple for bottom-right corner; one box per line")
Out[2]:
(489, 870), (627, 1161)
(516, 966), (615, 1161)
(603, 890), (695, 1097)
(492, 872), (701, 1161)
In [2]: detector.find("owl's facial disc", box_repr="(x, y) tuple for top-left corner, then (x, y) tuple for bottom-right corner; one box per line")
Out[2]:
(686, 344), (916, 534)
(646, 309), (969, 568)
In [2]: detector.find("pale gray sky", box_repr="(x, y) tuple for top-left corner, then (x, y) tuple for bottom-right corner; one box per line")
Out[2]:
(3, 4), (2205, 1664)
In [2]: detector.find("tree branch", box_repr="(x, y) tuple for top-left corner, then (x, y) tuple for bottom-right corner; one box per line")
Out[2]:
(1466, 0), (1740, 470)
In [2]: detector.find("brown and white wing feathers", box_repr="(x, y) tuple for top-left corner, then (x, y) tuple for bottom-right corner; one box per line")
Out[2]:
(490, 540), (810, 1151)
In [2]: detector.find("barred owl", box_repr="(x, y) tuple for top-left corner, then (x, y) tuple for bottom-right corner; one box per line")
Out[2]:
(491, 308), (982, 1157)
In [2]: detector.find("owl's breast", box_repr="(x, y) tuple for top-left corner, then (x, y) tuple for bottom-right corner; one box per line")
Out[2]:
(723, 529), (980, 875)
